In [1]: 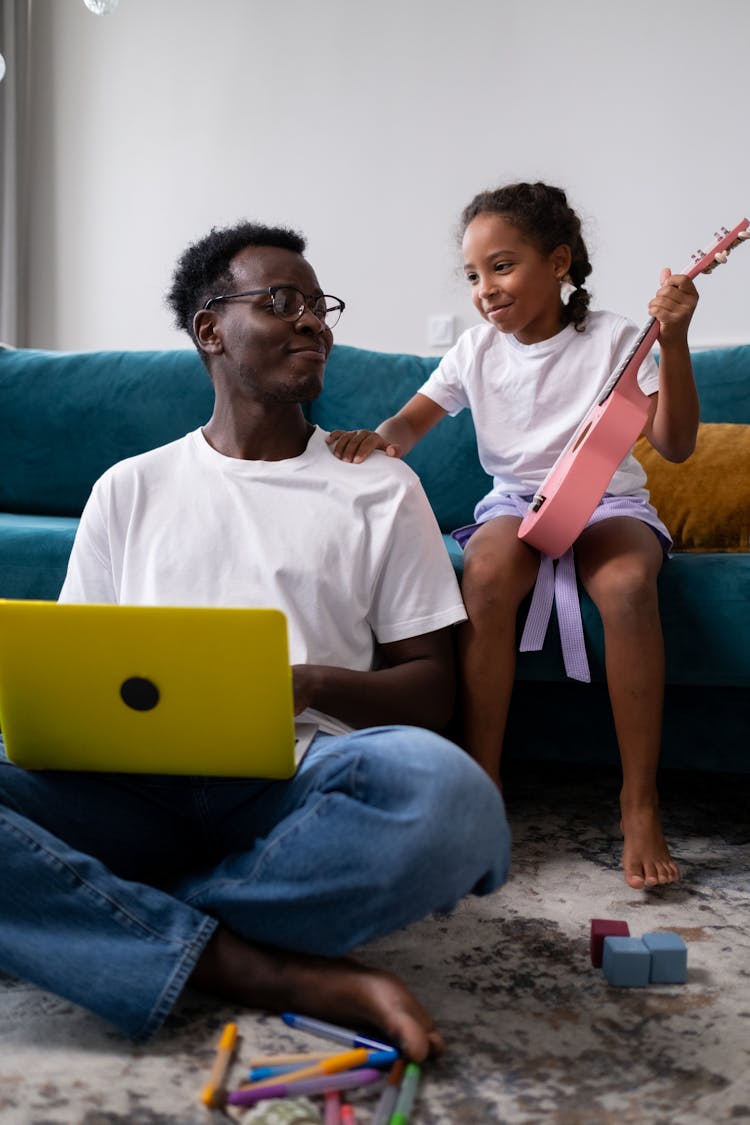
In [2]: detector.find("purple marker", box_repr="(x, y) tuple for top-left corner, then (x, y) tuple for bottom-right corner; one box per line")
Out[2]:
(225, 1066), (383, 1107)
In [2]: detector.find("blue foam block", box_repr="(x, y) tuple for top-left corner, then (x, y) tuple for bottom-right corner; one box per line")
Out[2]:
(602, 936), (651, 986)
(642, 932), (688, 983)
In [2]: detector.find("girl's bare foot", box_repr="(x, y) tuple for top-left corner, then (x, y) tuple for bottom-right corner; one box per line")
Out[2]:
(190, 926), (444, 1061)
(620, 796), (680, 889)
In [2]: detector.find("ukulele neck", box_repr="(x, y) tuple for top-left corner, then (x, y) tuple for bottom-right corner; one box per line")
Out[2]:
(598, 316), (659, 406)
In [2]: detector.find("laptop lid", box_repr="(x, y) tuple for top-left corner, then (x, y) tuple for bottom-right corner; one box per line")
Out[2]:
(0, 600), (308, 778)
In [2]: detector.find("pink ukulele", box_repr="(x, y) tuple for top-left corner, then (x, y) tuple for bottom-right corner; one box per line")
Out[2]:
(517, 219), (750, 559)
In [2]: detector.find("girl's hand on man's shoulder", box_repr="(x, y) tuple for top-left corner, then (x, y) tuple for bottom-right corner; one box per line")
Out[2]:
(326, 429), (400, 462)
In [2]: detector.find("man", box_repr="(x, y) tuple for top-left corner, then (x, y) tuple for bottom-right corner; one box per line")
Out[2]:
(0, 221), (509, 1060)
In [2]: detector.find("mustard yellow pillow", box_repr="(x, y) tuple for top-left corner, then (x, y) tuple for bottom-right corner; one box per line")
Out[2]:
(634, 423), (750, 552)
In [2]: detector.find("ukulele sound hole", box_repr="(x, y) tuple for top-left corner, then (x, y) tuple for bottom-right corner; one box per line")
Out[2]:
(572, 422), (592, 453)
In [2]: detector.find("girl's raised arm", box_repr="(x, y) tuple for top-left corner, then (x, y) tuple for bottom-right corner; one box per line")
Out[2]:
(641, 268), (700, 463)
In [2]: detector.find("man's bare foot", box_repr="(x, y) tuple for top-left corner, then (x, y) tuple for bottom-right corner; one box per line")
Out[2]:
(620, 796), (680, 889)
(190, 927), (444, 1062)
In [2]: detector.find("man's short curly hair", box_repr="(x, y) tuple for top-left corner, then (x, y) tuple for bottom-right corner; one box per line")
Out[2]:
(166, 221), (307, 352)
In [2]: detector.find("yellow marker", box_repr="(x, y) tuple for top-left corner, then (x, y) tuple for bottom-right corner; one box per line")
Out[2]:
(200, 1021), (238, 1107)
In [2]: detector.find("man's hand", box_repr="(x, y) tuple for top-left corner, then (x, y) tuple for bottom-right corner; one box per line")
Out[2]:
(292, 664), (318, 716)
(326, 429), (401, 462)
(291, 629), (457, 732)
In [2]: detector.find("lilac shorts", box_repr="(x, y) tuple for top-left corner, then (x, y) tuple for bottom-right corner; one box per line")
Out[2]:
(452, 493), (672, 683)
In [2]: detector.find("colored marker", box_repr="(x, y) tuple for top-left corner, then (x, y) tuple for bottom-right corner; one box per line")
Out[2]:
(248, 1062), (324, 1082)
(389, 1061), (421, 1124)
(371, 1058), (406, 1125)
(200, 1021), (238, 1107)
(324, 1089), (341, 1125)
(246, 1047), (396, 1091)
(281, 1012), (396, 1054)
(225, 1066), (383, 1107)
(248, 1051), (339, 1067)
(248, 1049), (396, 1083)
(340, 1104), (358, 1124)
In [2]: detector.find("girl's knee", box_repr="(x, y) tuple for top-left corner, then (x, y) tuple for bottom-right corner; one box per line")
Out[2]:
(586, 560), (659, 616)
(462, 551), (535, 613)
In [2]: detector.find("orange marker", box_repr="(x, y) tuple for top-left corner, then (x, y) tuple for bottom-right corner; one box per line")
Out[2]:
(245, 1047), (371, 1090)
(200, 1022), (238, 1107)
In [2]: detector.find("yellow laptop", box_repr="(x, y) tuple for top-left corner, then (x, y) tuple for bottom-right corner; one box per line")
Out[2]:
(0, 600), (314, 777)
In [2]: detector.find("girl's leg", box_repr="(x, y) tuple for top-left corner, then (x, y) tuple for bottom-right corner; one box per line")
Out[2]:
(575, 517), (679, 889)
(457, 517), (540, 785)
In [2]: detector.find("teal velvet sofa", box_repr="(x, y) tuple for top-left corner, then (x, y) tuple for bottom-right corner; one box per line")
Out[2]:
(1, 342), (748, 772)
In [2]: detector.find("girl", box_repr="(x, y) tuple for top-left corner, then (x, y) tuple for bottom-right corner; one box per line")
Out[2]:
(327, 182), (699, 890)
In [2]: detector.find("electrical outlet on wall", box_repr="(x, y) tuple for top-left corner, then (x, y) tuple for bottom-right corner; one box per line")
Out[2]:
(428, 315), (455, 348)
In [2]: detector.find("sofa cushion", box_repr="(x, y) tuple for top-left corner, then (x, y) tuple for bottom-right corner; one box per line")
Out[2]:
(0, 513), (79, 600)
(635, 423), (750, 552)
(691, 344), (750, 423)
(0, 348), (212, 516)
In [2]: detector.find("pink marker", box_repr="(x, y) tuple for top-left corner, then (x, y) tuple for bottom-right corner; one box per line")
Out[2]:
(324, 1089), (341, 1125)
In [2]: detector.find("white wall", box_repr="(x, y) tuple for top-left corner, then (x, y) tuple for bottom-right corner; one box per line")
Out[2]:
(27, 0), (750, 354)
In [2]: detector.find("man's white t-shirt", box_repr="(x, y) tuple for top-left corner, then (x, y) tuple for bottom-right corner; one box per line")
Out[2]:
(419, 310), (660, 505)
(60, 426), (467, 735)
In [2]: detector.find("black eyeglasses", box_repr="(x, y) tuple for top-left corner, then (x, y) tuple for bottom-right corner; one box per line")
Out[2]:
(203, 285), (345, 328)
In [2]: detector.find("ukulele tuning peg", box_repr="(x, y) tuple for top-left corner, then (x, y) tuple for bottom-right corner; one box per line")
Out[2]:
(738, 230), (750, 240)
(714, 250), (729, 264)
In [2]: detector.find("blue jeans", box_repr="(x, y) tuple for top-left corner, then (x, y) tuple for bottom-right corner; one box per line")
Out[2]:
(0, 726), (510, 1040)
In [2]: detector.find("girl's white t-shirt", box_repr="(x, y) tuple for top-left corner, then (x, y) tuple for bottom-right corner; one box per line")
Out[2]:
(60, 427), (466, 733)
(419, 310), (660, 504)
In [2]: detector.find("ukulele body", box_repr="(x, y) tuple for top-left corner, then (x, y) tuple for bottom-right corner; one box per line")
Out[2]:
(517, 370), (649, 559)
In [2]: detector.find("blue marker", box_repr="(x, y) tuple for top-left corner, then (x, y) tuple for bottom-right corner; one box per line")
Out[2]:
(281, 1013), (398, 1056)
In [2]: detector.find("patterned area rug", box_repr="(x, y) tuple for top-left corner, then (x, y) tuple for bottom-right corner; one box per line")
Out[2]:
(1, 762), (748, 1125)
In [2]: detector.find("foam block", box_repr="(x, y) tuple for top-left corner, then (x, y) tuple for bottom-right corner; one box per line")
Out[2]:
(602, 936), (651, 986)
(590, 918), (631, 967)
(642, 932), (688, 984)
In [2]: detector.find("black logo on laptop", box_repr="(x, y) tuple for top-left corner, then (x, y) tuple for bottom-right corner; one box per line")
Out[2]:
(120, 676), (160, 712)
